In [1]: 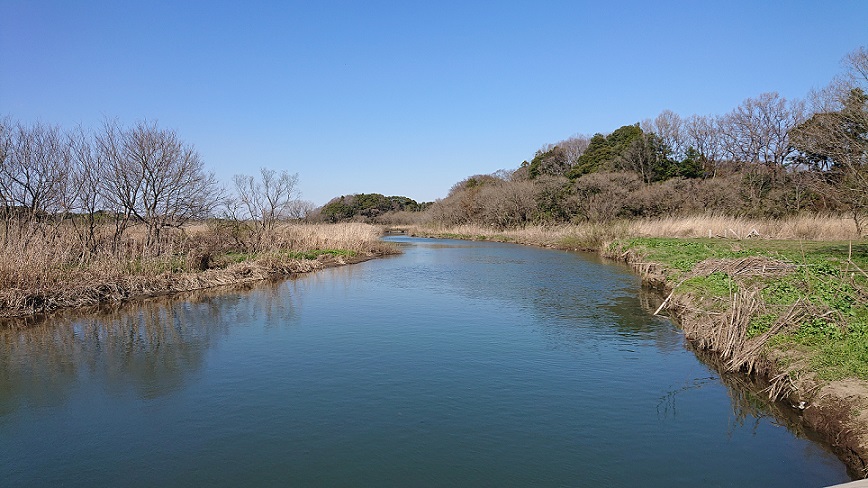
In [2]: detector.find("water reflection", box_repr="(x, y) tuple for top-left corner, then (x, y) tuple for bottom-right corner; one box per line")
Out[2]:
(603, 289), (684, 353)
(0, 279), (302, 416)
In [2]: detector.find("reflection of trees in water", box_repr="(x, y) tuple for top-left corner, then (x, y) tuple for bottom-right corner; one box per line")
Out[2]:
(0, 320), (80, 416)
(0, 278), (301, 416)
(290, 263), (365, 294)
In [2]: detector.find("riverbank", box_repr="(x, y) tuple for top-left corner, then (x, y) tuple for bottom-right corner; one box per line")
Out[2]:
(406, 219), (868, 478)
(0, 222), (398, 321)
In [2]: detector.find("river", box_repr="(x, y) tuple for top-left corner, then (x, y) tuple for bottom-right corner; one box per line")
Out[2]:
(0, 237), (852, 486)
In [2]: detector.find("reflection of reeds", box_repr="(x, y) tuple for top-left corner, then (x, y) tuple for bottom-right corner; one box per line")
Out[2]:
(0, 222), (396, 318)
(688, 345), (807, 433)
(686, 344), (867, 479)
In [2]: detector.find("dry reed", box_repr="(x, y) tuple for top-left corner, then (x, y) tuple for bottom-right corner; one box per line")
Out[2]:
(411, 214), (862, 246)
(629, 214), (859, 240)
(0, 221), (395, 318)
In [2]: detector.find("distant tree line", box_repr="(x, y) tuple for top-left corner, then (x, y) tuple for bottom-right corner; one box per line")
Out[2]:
(429, 47), (868, 235)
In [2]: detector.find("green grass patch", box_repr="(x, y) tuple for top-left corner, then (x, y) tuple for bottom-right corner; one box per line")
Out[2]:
(776, 329), (868, 381)
(223, 251), (257, 264)
(614, 236), (868, 381)
(761, 277), (802, 305)
(284, 249), (357, 260)
(680, 272), (737, 297)
(747, 313), (777, 338)
(126, 255), (188, 274)
(217, 249), (357, 265)
(560, 235), (600, 251)
(618, 237), (755, 274)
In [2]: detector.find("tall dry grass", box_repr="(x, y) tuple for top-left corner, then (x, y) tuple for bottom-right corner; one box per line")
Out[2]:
(261, 222), (394, 253)
(0, 221), (395, 317)
(409, 215), (863, 250)
(629, 215), (859, 240)
(409, 222), (629, 249)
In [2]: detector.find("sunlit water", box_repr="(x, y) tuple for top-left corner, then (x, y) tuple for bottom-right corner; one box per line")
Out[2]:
(0, 237), (851, 487)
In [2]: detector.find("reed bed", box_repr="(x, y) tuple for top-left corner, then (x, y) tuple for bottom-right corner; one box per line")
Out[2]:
(629, 215), (859, 240)
(0, 221), (395, 318)
(410, 214), (862, 249)
(265, 222), (394, 253)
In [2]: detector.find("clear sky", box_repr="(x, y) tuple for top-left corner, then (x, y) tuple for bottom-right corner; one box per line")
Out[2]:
(2, 1), (866, 205)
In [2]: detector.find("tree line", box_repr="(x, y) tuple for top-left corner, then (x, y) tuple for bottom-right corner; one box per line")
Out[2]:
(429, 47), (868, 235)
(0, 119), (312, 257)
(2, 46), (865, 247)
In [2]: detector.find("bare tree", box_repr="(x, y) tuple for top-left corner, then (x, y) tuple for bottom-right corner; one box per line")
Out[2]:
(287, 199), (316, 220)
(719, 92), (806, 173)
(614, 134), (660, 184)
(0, 117), (13, 243)
(96, 119), (139, 250)
(232, 168), (301, 242)
(99, 120), (220, 250)
(559, 135), (592, 167)
(641, 110), (685, 160)
(683, 114), (725, 175)
(813, 46), (868, 111)
(68, 127), (107, 253)
(791, 46), (868, 235)
(0, 121), (70, 220)
(478, 180), (536, 228)
(0, 121), (75, 251)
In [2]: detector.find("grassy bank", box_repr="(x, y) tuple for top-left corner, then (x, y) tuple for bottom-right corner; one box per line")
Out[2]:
(0, 222), (397, 319)
(408, 216), (868, 476)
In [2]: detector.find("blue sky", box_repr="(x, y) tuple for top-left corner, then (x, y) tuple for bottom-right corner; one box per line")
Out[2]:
(2, 1), (866, 205)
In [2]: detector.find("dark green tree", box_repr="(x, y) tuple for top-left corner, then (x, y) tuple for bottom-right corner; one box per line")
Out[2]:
(567, 125), (643, 178)
(527, 145), (570, 179)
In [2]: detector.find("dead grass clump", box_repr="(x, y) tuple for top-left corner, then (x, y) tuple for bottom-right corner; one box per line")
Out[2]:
(670, 285), (811, 401)
(412, 214), (862, 252)
(691, 256), (797, 277)
(660, 256), (811, 398)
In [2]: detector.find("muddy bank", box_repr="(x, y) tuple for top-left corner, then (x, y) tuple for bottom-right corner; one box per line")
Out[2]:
(0, 252), (388, 323)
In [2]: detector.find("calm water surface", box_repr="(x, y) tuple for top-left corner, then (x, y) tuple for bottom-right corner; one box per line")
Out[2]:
(0, 237), (851, 487)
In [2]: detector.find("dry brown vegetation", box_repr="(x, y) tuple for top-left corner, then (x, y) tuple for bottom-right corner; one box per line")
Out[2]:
(408, 215), (862, 250)
(0, 118), (396, 319)
(416, 48), (866, 238)
(0, 221), (395, 318)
